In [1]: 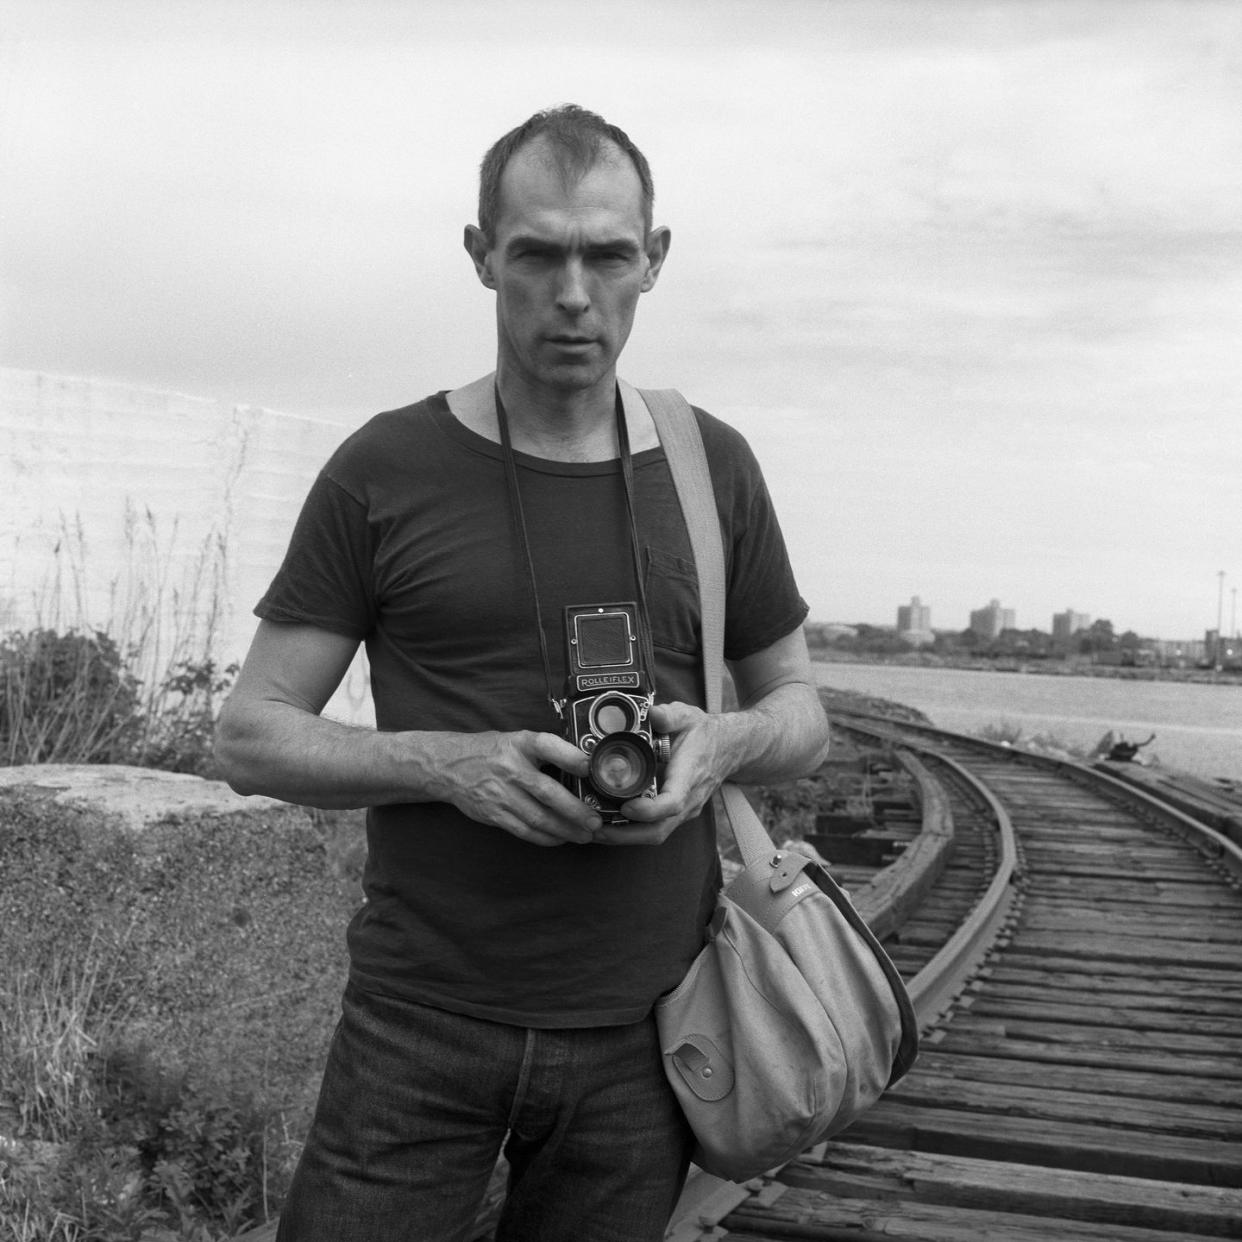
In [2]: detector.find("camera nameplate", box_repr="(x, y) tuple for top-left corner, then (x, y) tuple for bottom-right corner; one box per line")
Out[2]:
(576, 672), (641, 694)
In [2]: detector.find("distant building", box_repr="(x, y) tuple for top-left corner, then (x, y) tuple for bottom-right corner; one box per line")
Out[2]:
(1052, 608), (1091, 642)
(897, 596), (931, 631)
(1205, 629), (1240, 668)
(969, 598), (1015, 639)
(1150, 638), (1207, 667)
(896, 595), (934, 646)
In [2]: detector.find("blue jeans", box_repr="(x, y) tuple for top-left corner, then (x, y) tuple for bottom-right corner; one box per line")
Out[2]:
(276, 983), (692, 1242)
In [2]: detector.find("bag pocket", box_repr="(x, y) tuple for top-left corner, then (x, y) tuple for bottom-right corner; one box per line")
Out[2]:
(656, 899), (838, 1182)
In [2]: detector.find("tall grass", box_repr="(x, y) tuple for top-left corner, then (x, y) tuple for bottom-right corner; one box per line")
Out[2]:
(4, 937), (133, 1143)
(0, 790), (346, 1241)
(1, 507), (234, 773)
(0, 508), (263, 1237)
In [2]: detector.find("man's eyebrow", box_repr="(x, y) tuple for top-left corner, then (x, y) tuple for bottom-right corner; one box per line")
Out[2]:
(504, 234), (557, 252)
(587, 238), (642, 255)
(503, 234), (641, 255)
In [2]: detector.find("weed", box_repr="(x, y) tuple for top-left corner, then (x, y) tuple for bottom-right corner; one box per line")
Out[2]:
(0, 633), (237, 776)
(975, 719), (1087, 759)
(0, 791), (351, 1239)
(2, 506), (234, 776)
(975, 719), (1025, 747)
(139, 657), (240, 777)
(0, 630), (141, 766)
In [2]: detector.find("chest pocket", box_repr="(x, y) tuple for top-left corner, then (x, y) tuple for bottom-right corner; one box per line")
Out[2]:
(644, 546), (700, 655)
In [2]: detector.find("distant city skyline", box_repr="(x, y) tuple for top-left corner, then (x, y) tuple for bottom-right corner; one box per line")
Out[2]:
(858, 590), (1239, 644)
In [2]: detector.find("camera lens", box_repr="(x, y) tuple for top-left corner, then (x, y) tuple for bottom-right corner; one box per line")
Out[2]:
(589, 693), (640, 737)
(595, 703), (630, 735)
(589, 733), (656, 800)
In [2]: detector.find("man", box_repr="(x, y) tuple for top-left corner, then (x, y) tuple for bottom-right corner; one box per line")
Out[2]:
(215, 105), (830, 1242)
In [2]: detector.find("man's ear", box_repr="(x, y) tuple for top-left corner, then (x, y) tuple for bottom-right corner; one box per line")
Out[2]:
(641, 226), (671, 293)
(464, 224), (495, 288)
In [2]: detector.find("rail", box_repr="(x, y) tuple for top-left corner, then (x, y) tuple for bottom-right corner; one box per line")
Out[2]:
(693, 714), (1242, 1241)
(669, 718), (1023, 1237)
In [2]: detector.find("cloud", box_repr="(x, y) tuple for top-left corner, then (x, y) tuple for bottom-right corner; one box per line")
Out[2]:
(3, 0), (1239, 637)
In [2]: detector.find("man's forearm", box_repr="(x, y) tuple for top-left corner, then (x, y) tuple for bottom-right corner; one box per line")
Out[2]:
(611, 682), (830, 842)
(214, 696), (604, 846)
(216, 697), (504, 810)
(713, 681), (830, 786)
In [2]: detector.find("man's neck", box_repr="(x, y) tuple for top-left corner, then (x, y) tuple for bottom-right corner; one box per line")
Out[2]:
(447, 371), (659, 462)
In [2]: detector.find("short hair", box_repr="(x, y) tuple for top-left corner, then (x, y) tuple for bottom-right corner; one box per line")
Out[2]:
(477, 104), (655, 241)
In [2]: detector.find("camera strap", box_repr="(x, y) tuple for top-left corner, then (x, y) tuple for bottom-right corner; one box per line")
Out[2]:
(493, 382), (657, 717)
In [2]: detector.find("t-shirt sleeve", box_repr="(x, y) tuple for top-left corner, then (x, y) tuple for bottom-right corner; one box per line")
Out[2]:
(255, 469), (378, 640)
(691, 413), (809, 663)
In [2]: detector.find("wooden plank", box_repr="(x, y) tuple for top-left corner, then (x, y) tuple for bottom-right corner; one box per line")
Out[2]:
(723, 1195), (1233, 1241)
(1023, 878), (1242, 908)
(976, 966), (1242, 1003)
(1002, 932), (1242, 970)
(778, 1142), (1242, 1237)
(885, 1072), (1241, 1139)
(1016, 912), (1242, 944)
(968, 984), (1242, 1020)
(942, 1013), (1242, 1058)
(986, 951), (1242, 988)
(840, 1101), (1242, 1186)
(931, 1030), (1242, 1080)
(907, 1049), (1242, 1106)
(961, 997), (1242, 1038)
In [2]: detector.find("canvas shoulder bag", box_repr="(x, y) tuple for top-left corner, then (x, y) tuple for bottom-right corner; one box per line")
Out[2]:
(637, 384), (919, 1183)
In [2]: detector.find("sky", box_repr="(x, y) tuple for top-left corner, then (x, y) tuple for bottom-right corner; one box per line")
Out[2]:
(3, 0), (1240, 640)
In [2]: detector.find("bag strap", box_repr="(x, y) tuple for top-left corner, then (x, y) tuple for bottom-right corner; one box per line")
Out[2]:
(633, 386), (725, 715)
(640, 385), (919, 1082)
(636, 384), (774, 869)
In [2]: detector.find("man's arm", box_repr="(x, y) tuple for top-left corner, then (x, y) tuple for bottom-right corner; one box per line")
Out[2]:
(601, 624), (829, 844)
(214, 620), (603, 846)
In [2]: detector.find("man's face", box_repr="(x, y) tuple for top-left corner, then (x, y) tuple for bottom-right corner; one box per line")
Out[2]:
(466, 139), (669, 396)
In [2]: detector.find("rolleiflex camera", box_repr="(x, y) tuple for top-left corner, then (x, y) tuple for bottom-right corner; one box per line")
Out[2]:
(556, 602), (670, 823)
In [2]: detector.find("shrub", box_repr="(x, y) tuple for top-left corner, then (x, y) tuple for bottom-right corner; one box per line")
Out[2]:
(0, 630), (237, 776)
(0, 790), (354, 1239)
(139, 657), (239, 777)
(3, 507), (235, 776)
(975, 719), (1024, 747)
(0, 629), (142, 766)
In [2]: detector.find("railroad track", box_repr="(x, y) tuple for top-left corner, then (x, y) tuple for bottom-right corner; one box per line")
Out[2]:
(672, 717), (1242, 1241)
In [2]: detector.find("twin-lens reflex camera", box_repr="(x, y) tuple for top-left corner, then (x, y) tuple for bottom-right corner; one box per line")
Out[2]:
(556, 602), (670, 824)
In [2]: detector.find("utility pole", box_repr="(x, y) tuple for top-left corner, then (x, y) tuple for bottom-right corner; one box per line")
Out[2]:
(1232, 586), (1238, 639)
(1217, 570), (1226, 667)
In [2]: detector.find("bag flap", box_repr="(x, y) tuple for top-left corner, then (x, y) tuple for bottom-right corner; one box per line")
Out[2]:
(668, 1034), (735, 1102)
(724, 849), (818, 933)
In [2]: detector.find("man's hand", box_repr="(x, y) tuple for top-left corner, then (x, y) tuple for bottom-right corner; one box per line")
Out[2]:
(428, 730), (605, 847)
(215, 622), (607, 846)
(592, 646), (831, 846)
(594, 701), (734, 845)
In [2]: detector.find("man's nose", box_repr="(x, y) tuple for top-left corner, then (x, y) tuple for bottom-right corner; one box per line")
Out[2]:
(555, 260), (590, 314)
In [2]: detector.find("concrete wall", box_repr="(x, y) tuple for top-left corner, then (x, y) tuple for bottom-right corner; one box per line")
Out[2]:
(1, 368), (372, 723)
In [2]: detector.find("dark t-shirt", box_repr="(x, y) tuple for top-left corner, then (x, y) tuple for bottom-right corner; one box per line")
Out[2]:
(257, 392), (808, 1027)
